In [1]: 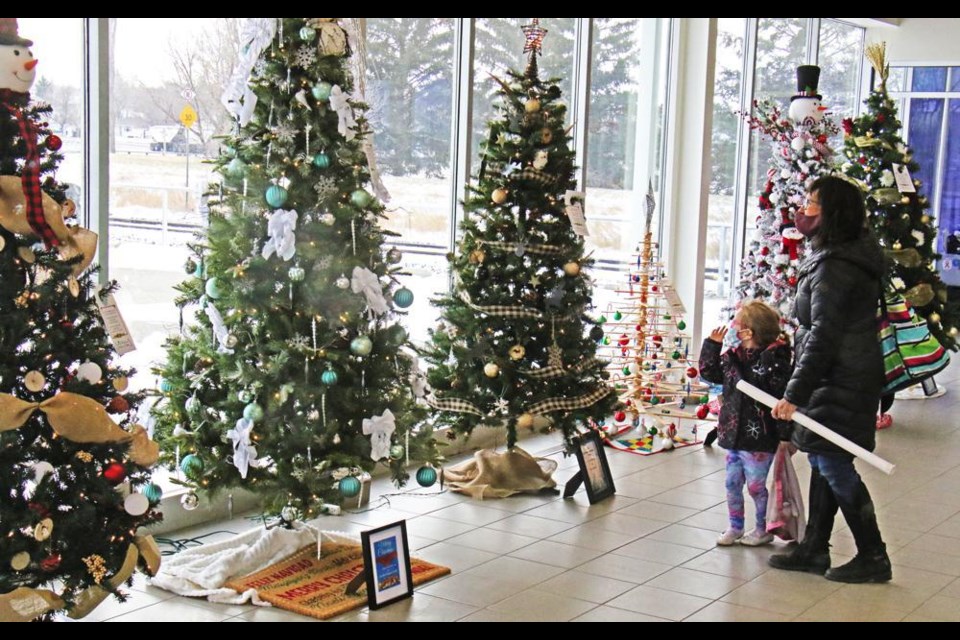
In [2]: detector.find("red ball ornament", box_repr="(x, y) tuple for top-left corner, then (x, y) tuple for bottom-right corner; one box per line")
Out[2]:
(858, 156), (867, 165)
(614, 411), (627, 422)
(686, 367), (698, 379)
(40, 554), (62, 572)
(788, 276), (798, 286)
(760, 246), (770, 256)
(651, 285), (659, 293)
(817, 134), (828, 144)
(696, 404), (710, 419)
(618, 334), (629, 347)
(103, 462), (127, 485)
(107, 395), (130, 414)
(876, 114), (886, 123)
(28, 502), (50, 518)
(652, 335), (663, 344)
(46, 135), (63, 151)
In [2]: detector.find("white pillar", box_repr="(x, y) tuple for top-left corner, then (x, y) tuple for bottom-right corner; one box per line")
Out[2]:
(661, 18), (717, 347)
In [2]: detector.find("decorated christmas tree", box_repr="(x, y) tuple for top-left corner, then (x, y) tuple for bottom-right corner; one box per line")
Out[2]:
(150, 18), (440, 519)
(840, 43), (959, 350)
(0, 19), (161, 622)
(594, 190), (713, 454)
(736, 66), (839, 322)
(422, 20), (616, 449)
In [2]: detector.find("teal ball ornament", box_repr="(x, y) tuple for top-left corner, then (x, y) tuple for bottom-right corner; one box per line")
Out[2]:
(243, 403), (264, 423)
(350, 189), (372, 208)
(416, 466), (438, 488)
(225, 157), (246, 177)
(185, 258), (198, 275)
(350, 335), (373, 356)
(393, 288), (414, 308)
(159, 378), (173, 393)
(339, 476), (361, 498)
(180, 454), (203, 477)
(265, 184), (288, 208)
(311, 81), (333, 101)
(313, 152), (330, 168)
(321, 370), (339, 386)
(142, 483), (163, 504)
(299, 26), (316, 42)
(204, 277), (222, 299)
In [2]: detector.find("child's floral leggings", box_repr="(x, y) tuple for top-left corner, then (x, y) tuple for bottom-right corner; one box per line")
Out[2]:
(725, 450), (773, 531)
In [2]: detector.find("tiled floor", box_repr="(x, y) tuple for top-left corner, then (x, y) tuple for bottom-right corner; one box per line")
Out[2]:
(87, 363), (960, 621)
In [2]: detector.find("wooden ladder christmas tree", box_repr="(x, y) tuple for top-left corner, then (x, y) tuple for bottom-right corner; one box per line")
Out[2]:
(593, 186), (714, 454)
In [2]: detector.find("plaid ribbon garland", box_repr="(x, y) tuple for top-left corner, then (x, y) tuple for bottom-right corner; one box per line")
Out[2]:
(525, 386), (611, 415)
(459, 290), (544, 319)
(424, 394), (484, 417)
(2, 96), (58, 248)
(480, 240), (564, 257)
(520, 357), (603, 380)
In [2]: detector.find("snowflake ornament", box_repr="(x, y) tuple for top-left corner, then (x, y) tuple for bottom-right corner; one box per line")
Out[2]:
(314, 176), (337, 200)
(294, 45), (317, 68)
(253, 59), (268, 77)
(272, 123), (298, 145)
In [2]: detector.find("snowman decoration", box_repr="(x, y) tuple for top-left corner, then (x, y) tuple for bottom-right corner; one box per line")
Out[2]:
(788, 65), (827, 126)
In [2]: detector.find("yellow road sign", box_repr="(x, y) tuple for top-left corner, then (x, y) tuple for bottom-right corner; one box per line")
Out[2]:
(179, 105), (198, 128)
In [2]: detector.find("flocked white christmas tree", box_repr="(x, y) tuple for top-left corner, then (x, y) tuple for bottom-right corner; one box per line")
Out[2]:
(735, 65), (839, 323)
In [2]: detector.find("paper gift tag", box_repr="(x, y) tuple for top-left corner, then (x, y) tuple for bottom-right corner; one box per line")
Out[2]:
(564, 190), (589, 237)
(95, 292), (136, 355)
(892, 163), (916, 193)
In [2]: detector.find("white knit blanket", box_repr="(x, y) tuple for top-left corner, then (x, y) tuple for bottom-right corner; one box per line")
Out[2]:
(148, 525), (359, 605)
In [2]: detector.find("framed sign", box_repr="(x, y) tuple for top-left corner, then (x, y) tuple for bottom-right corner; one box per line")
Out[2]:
(360, 520), (413, 610)
(564, 429), (616, 504)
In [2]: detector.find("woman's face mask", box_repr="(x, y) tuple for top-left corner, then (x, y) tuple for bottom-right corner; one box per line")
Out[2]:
(797, 192), (823, 238)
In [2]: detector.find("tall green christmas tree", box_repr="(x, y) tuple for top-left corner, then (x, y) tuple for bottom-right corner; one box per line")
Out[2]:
(151, 18), (440, 518)
(422, 20), (616, 449)
(0, 19), (161, 621)
(840, 43), (959, 350)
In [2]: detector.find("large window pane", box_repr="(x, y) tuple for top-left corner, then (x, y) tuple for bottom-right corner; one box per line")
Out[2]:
(20, 19), (84, 200)
(939, 100), (960, 286)
(584, 18), (670, 318)
(818, 20), (863, 125)
(907, 98), (945, 207)
(109, 18), (236, 389)
(365, 18), (456, 343)
(912, 66), (947, 92)
(703, 17), (746, 331)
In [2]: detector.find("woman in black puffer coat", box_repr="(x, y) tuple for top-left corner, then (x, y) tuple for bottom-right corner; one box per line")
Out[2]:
(769, 175), (891, 584)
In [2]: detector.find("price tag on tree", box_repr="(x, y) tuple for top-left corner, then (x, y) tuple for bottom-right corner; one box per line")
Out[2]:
(892, 163), (916, 193)
(564, 190), (589, 236)
(95, 292), (136, 355)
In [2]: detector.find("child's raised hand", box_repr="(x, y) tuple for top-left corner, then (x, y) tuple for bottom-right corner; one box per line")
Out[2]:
(708, 326), (728, 343)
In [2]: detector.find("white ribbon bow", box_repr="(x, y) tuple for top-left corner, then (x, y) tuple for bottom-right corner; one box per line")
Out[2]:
(351, 266), (389, 317)
(329, 85), (357, 141)
(204, 303), (234, 354)
(226, 417), (259, 479)
(405, 350), (428, 399)
(261, 209), (298, 262)
(362, 409), (396, 461)
(221, 18), (277, 127)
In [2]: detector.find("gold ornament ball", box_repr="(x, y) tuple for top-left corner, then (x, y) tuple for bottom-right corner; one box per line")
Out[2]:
(469, 249), (486, 264)
(563, 261), (581, 277)
(491, 188), (508, 205)
(901, 196), (911, 205)
(517, 413), (535, 429)
(930, 312), (941, 324)
(950, 327), (959, 337)
(892, 241), (902, 250)
(10, 551), (30, 571)
(33, 518), (53, 542)
(525, 98), (541, 113)
(483, 363), (500, 378)
(24, 371), (46, 393)
(509, 344), (526, 360)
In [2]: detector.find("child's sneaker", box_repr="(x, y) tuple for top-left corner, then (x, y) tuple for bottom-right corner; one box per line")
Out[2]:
(876, 414), (893, 430)
(716, 528), (743, 546)
(740, 529), (774, 546)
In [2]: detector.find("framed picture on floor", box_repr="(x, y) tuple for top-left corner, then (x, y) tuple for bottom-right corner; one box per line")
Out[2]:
(565, 429), (616, 504)
(360, 520), (413, 610)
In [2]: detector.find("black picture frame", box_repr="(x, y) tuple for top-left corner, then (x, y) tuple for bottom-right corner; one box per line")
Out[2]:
(359, 520), (414, 610)
(565, 429), (616, 504)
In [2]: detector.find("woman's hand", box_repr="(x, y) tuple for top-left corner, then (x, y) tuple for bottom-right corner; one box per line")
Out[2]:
(771, 399), (797, 421)
(708, 326), (728, 343)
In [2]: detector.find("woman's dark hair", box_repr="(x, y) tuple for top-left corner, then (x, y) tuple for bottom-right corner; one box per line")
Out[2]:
(806, 175), (867, 247)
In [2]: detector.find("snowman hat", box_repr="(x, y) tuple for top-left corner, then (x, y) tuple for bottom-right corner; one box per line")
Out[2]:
(791, 65), (821, 102)
(0, 18), (32, 47)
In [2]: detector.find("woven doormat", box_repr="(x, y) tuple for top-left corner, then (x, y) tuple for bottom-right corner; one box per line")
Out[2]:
(224, 541), (450, 620)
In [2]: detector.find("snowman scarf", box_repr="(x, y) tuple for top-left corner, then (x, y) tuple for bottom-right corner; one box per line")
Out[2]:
(0, 89), (58, 248)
